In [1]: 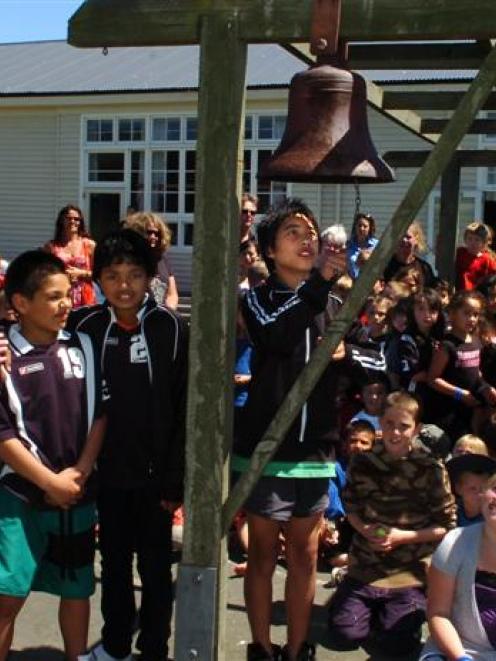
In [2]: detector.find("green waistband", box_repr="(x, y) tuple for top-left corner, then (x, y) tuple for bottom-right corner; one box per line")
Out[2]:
(232, 455), (335, 478)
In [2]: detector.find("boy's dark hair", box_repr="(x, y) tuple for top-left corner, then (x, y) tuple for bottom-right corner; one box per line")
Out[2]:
(257, 198), (320, 273)
(362, 370), (390, 391)
(433, 276), (454, 295)
(5, 250), (66, 306)
(344, 419), (376, 439)
(93, 229), (157, 281)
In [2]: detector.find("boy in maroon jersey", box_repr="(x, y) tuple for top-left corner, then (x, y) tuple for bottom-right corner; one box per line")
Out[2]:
(0, 250), (106, 661)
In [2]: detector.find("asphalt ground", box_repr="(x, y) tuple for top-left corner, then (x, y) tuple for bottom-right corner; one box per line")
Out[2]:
(10, 553), (425, 660)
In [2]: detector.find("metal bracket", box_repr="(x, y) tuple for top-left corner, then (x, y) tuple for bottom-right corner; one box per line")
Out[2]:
(174, 565), (218, 661)
(310, 0), (341, 57)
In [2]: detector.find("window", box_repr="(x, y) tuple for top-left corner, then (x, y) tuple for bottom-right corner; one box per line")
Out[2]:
(184, 151), (196, 213)
(186, 118), (198, 141)
(130, 151), (145, 211)
(83, 113), (289, 248)
(428, 192), (478, 253)
(483, 111), (496, 144)
(88, 153), (125, 182)
(244, 116), (253, 140)
(151, 151), (180, 213)
(87, 119), (113, 142)
(258, 115), (286, 140)
(152, 117), (181, 141)
(118, 119), (145, 142)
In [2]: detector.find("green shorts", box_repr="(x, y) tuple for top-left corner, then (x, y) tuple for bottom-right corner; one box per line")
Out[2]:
(0, 487), (96, 599)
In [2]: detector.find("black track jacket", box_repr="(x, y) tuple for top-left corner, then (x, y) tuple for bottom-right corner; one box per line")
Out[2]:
(68, 297), (188, 501)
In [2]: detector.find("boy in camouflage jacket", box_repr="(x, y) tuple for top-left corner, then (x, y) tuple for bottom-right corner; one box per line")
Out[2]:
(328, 392), (456, 656)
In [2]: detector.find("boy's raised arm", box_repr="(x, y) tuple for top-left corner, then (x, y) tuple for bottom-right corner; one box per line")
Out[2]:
(243, 269), (338, 353)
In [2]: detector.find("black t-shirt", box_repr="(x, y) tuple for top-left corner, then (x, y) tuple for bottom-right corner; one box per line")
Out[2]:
(0, 324), (105, 505)
(441, 333), (484, 394)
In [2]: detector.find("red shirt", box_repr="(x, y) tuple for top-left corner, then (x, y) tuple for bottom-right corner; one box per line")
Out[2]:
(455, 246), (496, 290)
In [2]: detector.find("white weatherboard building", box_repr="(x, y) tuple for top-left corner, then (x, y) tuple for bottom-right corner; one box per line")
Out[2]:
(0, 40), (492, 291)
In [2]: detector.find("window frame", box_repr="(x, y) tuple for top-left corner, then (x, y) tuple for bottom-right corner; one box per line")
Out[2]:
(81, 111), (290, 250)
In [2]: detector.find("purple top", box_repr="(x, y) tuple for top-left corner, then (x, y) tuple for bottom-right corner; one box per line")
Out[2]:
(475, 570), (496, 649)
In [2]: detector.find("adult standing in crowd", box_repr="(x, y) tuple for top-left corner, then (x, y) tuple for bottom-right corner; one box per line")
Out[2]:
(126, 211), (179, 310)
(44, 204), (96, 308)
(240, 193), (258, 243)
(346, 212), (379, 279)
(384, 221), (436, 288)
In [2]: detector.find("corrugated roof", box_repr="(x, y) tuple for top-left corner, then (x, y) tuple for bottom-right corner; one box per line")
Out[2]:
(0, 40), (476, 96)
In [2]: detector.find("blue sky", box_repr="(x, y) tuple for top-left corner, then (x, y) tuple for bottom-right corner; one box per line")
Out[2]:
(0, 0), (82, 43)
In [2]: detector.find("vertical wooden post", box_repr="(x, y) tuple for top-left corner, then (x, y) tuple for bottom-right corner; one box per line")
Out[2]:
(437, 159), (461, 283)
(174, 12), (247, 661)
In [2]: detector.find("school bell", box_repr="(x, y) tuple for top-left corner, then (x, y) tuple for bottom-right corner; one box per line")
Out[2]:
(258, 60), (395, 185)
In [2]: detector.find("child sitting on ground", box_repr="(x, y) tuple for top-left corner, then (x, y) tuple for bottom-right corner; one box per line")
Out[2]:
(320, 420), (376, 585)
(328, 392), (457, 657)
(452, 433), (490, 457)
(350, 373), (389, 436)
(446, 452), (496, 527)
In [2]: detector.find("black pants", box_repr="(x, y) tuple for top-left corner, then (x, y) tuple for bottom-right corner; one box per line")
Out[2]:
(98, 486), (173, 660)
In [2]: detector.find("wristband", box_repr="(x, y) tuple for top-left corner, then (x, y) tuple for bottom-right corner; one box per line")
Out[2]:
(456, 656), (474, 661)
(454, 387), (463, 402)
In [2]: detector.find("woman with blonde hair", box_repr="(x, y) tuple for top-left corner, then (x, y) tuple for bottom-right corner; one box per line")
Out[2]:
(126, 211), (179, 309)
(384, 221), (436, 288)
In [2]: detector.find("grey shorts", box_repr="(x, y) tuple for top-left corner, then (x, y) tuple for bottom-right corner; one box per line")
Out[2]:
(243, 476), (329, 522)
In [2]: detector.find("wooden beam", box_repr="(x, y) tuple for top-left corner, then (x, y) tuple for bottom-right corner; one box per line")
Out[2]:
(284, 43), (437, 145)
(68, 0), (496, 47)
(384, 149), (496, 167)
(174, 11), (247, 661)
(421, 118), (496, 134)
(437, 160), (461, 282)
(384, 91), (496, 111)
(223, 44), (496, 531)
(346, 41), (491, 70)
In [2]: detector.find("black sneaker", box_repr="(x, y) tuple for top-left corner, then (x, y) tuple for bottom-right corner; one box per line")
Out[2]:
(247, 642), (282, 660)
(281, 641), (316, 660)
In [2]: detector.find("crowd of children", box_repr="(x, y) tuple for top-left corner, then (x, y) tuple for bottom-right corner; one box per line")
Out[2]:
(232, 205), (496, 661)
(1, 202), (496, 661)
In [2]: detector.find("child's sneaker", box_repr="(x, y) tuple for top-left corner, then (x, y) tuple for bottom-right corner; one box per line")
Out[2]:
(281, 642), (316, 660)
(79, 643), (133, 660)
(247, 642), (282, 660)
(323, 566), (347, 589)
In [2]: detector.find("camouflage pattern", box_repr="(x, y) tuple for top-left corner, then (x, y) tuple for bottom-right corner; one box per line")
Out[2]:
(343, 442), (457, 584)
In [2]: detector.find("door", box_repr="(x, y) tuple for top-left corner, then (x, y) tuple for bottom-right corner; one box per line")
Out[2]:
(88, 192), (122, 243)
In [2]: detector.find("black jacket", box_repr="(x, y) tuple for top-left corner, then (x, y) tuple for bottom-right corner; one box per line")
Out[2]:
(68, 297), (188, 500)
(234, 270), (342, 464)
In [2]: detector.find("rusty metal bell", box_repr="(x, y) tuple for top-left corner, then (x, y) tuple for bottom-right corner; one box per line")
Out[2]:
(259, 62), (395, 184)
